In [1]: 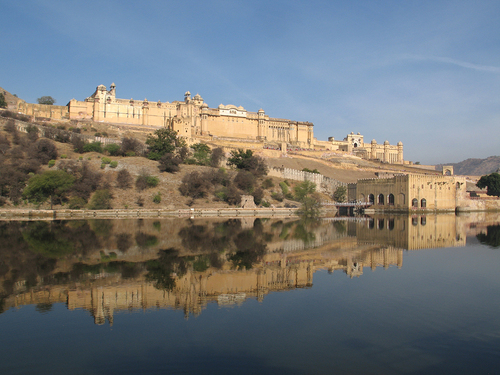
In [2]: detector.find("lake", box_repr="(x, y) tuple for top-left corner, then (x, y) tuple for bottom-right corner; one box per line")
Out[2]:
(1, 213), (500, 374)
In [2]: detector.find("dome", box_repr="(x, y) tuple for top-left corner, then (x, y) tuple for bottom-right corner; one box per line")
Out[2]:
(194, 93), (201, 100)
(384, 140), (390, 145)
(258, 108), (265, 113)
(218, 104), (225, 109)
(357, 132), (360, 135)
(201, 103), (209, 108)
(371, 139), (377, 144)
(184, 91), (191, 96)
(110, 82), (116, 87)
(397, 141), (403, 146)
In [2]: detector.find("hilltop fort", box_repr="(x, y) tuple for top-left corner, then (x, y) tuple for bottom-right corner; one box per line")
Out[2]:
(15, 83), (404, 164)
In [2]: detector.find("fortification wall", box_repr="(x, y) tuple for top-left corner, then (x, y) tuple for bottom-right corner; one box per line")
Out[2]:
(268, 167), (346, 194)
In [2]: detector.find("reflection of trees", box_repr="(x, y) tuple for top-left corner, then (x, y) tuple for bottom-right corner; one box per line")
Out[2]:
(145, 248), (187, 291)
(477, 225), (500, 248)
(230, 231), (267, 270)
(116, 233), (132, 253)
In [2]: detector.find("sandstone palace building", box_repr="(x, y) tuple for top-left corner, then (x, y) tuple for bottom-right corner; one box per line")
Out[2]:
(16, 83), (404, 163)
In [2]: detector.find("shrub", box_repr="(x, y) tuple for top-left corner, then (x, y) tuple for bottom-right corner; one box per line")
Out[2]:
(279, 181), (289, 195)
(179, 171), (212, 199)
(210, 147), (224, 167)
(104, 143), (121, 156)
(271, 192), (284, 202)
(109, 161), (118, 168)
(136, 170), (159, 191)
(101, 157), (111, 164)
(116, 169), (132, 189)
(60, 154), (67, 159)
(88, 189), (112, 210)
(158, 153), (181, 173)
(121, 137), (143, 156)
(261, 200), (270, 208)
(100, 163), (105, 169)
(83, 142), (103, 153)
(28, 138), (58, 164)
(136, 196), (144, 207)
(252, 187), (264, 205)
(262, 178), (274, 189)
(48, 160), (56, 168)
(72, 136), (86, 153)
(68, 196), (87, 209)
(153, 192), (161, 204)
(234, 170), (255, 193)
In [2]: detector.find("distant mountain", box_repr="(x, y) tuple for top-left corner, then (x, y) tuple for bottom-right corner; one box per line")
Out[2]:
(436, 156), (500, 176)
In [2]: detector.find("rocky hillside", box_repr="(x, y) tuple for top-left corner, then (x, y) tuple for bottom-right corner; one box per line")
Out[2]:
(436, 156), (500, 176)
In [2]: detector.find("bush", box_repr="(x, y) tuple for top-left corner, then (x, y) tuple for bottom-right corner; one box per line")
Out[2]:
(179, 171), (212, 199)
(83, 142), (103, 153)
(261, 200), (270, 207)
(271, 192), (284, 202)
(210, 147), (224, 167)
(68, 196), (87, 209)
(72, 135), (86, 153)
(153, 192), (161, 204)
(262, 178), (274, 189)
(136, 170), (159, 191)
(279, 181), (289, 195)
(109, 161), (118, 168)
(101, 157), (111, 164)
(104, 143), (121, 156)
(48, 160), (56, 168)
(116, 169), (132, 189)
(60, 154), (67, 159)
(28, 138), (58, 164)
(88, 189), (112, 210)
(121, 137), (143, 156)
(234, 170), (255, 193)
(252, 187), (264, 205)
(158, 153), (181, 173)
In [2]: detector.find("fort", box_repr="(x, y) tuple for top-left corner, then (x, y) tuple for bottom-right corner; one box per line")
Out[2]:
(15, 83), (404, 164)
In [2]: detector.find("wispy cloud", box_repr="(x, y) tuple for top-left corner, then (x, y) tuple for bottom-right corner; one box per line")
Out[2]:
(403, 55), (500, 74)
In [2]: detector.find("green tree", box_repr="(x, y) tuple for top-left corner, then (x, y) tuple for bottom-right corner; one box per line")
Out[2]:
(191, 143), (211, 165)
(227, 149), (267, 177)
(333, 185), (347, 202)
(37, 96), (56, 105)
(294, 180), (316, 202)
(87, 189), (112, 210)
(0, 93), (7, 108)
(146, 128), (186, 160)
(476, 173), (500, 197)
(23, 170), (75, 209)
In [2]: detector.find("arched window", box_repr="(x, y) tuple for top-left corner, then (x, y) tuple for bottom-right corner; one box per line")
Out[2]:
(388, 194), (395, 205)
(412, 198), (418, 208)
(412, 217), (418, 226)
(388, 219), (395, 230)
(421, 216), (426, 225)
(421, 198), (426, 208)
(378, 219), (384, 229)
(378, 194), (384, 205)
(368, 194), (375, 204)
(368, 218), (375, 229)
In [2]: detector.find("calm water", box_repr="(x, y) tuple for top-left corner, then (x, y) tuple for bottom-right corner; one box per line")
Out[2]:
(1, 214), (500, 374)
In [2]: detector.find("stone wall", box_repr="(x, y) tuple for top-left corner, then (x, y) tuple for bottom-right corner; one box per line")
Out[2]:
(268, 167), (347, 195)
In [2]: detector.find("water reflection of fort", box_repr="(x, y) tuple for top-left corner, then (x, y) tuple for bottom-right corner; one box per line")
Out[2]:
(3, 213), (498, 324)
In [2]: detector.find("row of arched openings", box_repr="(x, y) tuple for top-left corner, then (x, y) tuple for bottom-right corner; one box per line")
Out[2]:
(412, 198), (426, 208)
(368, 194), (395, 205)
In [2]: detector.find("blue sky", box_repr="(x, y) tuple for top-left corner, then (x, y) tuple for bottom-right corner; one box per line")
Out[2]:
(1, 0), (499, 164)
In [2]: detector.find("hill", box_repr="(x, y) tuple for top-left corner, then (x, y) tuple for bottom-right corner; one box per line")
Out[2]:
(436, 156), (500, 176)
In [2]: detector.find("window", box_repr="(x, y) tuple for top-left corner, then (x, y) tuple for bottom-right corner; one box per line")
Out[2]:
(378, 194), (384, 205)
(412, 198), (418, 208)
(388, 194), (394, 205)
(369, 194), (375, 204)
(378, 219), (384, 229)
(421, 198), (426, 208)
